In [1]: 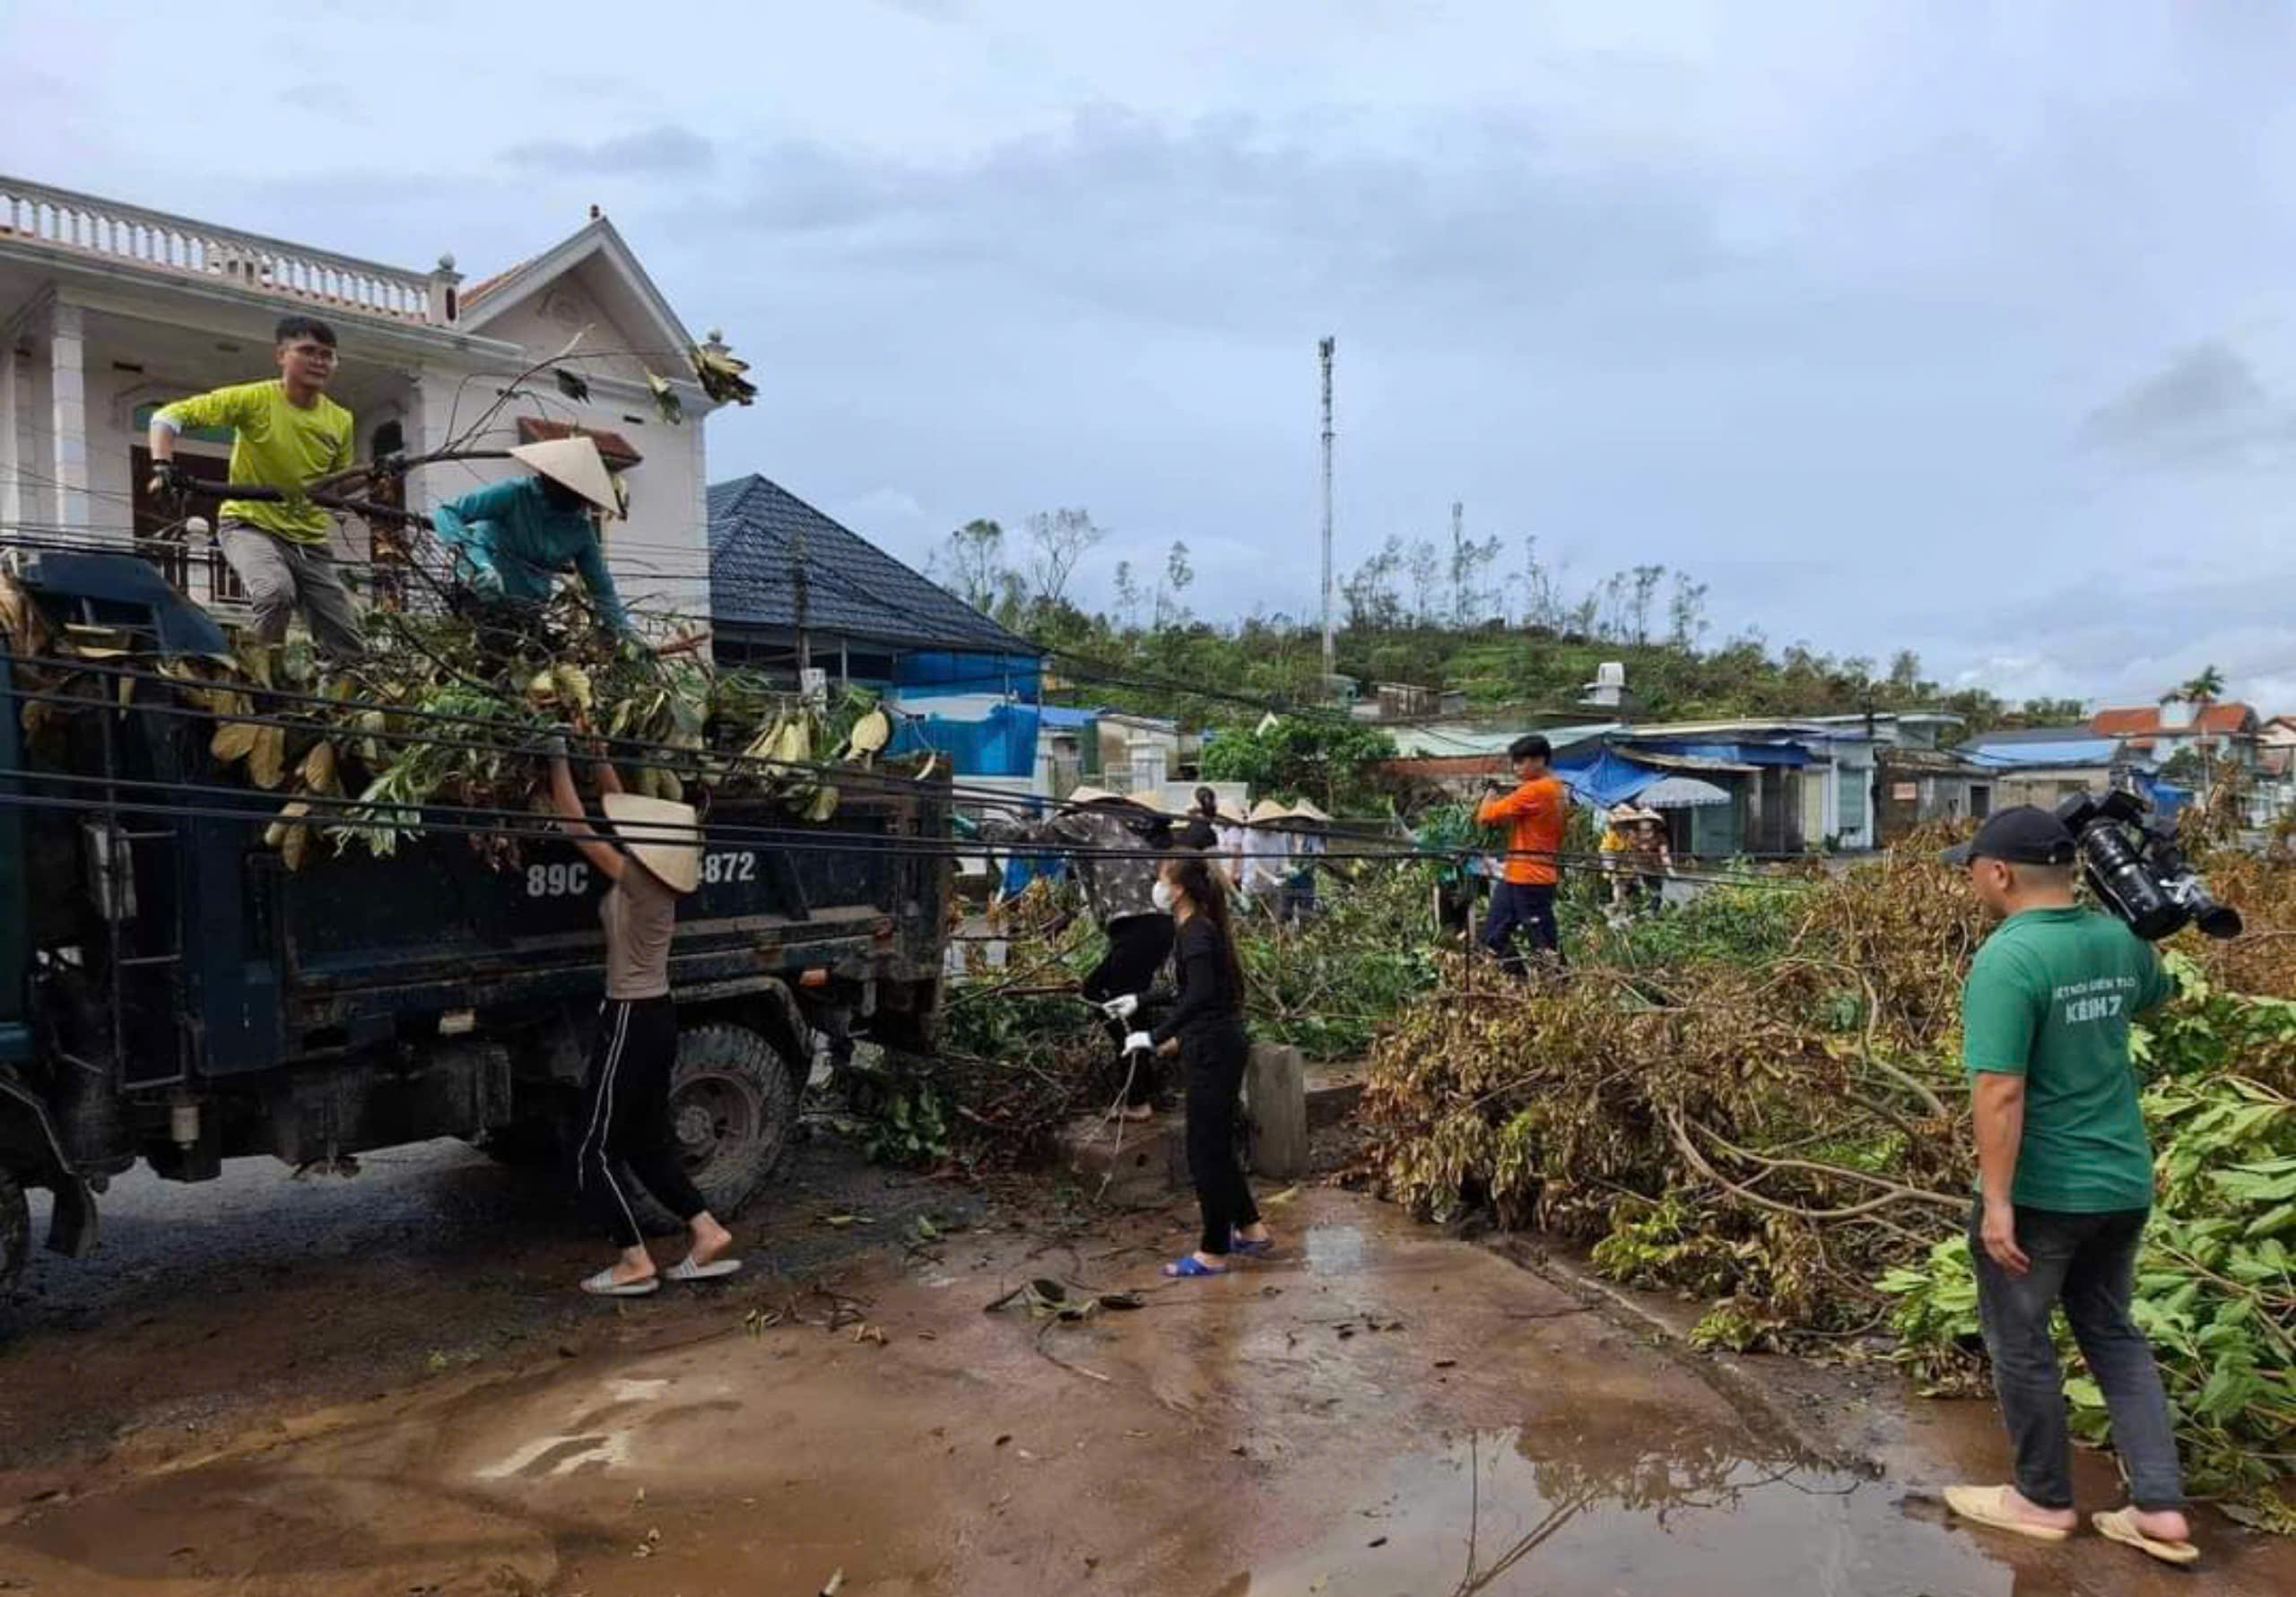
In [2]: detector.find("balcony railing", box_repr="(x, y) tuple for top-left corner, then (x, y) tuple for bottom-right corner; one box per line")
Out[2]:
(0, 175), (459, 326)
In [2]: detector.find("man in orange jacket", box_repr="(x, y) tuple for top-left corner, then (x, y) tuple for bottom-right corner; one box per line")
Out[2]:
(1475, 733), (1569, 974)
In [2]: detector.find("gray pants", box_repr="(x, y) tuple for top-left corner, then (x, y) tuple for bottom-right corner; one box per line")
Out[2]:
(219, 522), (363, 657)
(1970, 1201), (2184, 1510)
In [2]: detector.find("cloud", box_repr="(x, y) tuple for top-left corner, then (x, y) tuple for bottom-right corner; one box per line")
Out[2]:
(502, 126), (717, 177)
(700, 106), (1738, 343)
(2082, 340), (2296, 469)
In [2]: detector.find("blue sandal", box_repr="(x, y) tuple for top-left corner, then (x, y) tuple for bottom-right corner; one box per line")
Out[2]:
(1230, 1232), (1274, 1257)
(1162, 1254), (1229, 1278)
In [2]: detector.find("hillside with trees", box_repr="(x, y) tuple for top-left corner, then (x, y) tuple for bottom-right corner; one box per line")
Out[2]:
(927, 511), (2087, 733)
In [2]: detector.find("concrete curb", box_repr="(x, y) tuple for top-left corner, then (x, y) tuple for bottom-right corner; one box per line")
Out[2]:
(1487, 1233), (1884, 1479)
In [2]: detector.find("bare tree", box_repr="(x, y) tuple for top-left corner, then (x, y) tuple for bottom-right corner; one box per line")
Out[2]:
(1343, 536), (1405, 629)
(1667, 572), (1709, 649)
(1627, 563), (1665, 646)
(939, 518), (1008, 612)
(1518, 534), (1564, 630)
(1154, 540), (1195, 629)
(1451, 533), (1504, 627)
(1597, 570), (1631, 641)
(1112, 560), (1143, 630)
(1023, 507), (1102, 610)
(1405, 538), (1442, 622)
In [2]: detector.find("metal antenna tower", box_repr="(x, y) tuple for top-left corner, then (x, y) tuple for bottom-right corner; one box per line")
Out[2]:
(1318, 336), (1335, 689)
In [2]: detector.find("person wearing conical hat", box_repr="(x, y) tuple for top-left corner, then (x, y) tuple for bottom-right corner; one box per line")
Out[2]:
(431, 436), (633, 634)
(544, 733), (740, 1297)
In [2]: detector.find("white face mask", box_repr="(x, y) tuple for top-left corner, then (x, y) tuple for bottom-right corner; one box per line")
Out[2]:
(1151, 879), (1178, 913)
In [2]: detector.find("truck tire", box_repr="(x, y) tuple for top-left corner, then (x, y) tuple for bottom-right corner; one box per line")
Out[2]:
(0, 1166), (27, 1300)
(641, 1022), (797, 1226)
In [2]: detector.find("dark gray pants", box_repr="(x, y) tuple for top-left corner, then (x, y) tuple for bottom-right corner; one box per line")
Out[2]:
(220, 521), (364, 657)
(1970, 1201), (2184, 1510)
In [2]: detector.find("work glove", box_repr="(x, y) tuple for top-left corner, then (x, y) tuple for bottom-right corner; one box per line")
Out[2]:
(1122, 1030), (1154, 1055)
(1102, 994), (1140, 1021)
(146, 460), (193, 499)
(465, 563), (506, 602)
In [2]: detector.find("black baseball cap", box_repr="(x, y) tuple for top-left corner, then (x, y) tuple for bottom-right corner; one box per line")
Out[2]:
(1941, 805), (2077, 867)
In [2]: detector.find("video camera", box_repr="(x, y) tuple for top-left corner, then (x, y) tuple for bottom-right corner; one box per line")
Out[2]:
(2054, 788), (2241, 942)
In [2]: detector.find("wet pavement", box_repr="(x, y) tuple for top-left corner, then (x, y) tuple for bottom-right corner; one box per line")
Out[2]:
(2, 1146), (2291, 1594)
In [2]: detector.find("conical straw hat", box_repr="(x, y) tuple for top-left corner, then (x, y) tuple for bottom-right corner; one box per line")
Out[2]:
(508, 436), (618, 513)
(1285, 799), (1331, 824)
(602, 792), (701, 893)
(1247, 798), (1291, 824)
(1064, 785), (1152, 811)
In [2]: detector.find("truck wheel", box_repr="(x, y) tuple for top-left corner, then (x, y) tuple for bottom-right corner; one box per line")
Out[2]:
(0, 1166), (27, 1300)
(650, 1022), (797, 1224)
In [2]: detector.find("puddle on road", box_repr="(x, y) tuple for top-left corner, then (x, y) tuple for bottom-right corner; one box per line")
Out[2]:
(1240, 1426), (2014, 1597)
(1302, 1225), (1366, 1274)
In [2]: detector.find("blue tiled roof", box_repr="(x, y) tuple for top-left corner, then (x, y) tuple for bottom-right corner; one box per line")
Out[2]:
(708, 475), (1039, 656)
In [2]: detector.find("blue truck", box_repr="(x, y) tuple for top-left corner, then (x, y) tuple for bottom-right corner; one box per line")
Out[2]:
(0, 550), (951, 1297)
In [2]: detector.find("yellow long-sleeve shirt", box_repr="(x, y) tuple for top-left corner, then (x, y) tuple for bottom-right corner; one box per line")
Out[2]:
(154, 379), (352, 544)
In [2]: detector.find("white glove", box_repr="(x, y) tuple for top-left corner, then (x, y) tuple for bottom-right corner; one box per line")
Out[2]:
(1123, 1030), (1154, 1055)
(1102, 994), (1140, 1021)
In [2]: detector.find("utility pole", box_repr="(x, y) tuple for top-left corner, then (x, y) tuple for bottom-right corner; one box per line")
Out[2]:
(1318, 335), (1335, 691)
(791, 516), (810, 679)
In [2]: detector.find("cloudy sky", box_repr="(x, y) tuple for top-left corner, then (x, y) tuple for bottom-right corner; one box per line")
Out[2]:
(11, 1), (2296, 709)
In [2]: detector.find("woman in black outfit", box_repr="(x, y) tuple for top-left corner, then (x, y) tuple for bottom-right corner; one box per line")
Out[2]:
(1124, 853), (1274, 1277)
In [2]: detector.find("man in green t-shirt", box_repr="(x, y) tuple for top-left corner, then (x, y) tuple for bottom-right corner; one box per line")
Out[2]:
(1939, 806), (2196, 1566)
(148, 316), (362, 657)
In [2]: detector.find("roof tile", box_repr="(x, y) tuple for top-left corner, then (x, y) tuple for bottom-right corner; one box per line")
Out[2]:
(707, 475), (1038, 657)
(2091, 701), (2257, 737)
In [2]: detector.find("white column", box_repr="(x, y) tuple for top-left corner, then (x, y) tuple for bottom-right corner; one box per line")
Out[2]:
(47, 299), (90, 532)
(0, 342), (19, 532)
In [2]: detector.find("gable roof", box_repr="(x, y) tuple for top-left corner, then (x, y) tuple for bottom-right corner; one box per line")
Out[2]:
(456, 211), (697, 379)
(708, 474), (1039, 657)
(2092, 701), (2257, 738)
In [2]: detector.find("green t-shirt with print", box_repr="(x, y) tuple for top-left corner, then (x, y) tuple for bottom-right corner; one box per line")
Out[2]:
(1961, 906), (2172, 1213)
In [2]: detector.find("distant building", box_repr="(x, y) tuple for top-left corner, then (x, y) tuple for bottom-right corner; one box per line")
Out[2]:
(2091, 699), (2259, 773)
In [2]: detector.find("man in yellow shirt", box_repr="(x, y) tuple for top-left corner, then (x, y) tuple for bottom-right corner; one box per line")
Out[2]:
(148, 316), (361, 656)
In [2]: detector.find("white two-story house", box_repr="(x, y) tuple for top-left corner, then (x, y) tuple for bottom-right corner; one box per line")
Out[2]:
(0, 175), (726, 637)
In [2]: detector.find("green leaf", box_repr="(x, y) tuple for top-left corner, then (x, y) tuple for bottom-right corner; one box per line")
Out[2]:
(2245, 1202), (2296, 1238)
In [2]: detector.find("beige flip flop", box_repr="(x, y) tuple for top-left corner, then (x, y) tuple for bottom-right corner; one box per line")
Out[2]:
(2092, 1507), (2199, 1567)
(1943, 1484), (2073, 1543)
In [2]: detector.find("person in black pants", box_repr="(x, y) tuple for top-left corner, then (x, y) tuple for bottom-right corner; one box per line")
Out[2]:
(1125, 853), (1273, 1277)
(544, 737), (741, 1298)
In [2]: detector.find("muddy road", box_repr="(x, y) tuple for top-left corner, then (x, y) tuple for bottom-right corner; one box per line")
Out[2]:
(2, 1139), (2291, 1595)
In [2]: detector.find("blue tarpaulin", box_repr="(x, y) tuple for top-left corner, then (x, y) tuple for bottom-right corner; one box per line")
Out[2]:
(889, 699), (1042, 778)
(2141, 778), (2193, 822)
(1548, 748), (1738, 808)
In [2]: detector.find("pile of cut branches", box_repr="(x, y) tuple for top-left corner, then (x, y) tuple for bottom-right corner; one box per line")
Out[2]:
(1359, 842), (2296, 1513)
(3, 577), (900, 867)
